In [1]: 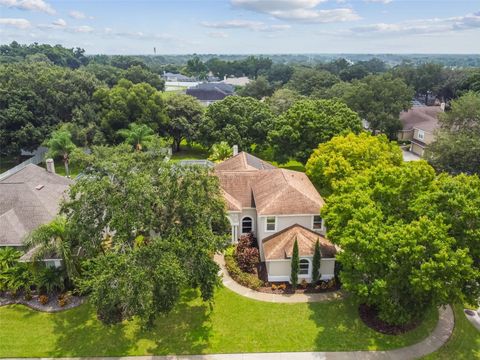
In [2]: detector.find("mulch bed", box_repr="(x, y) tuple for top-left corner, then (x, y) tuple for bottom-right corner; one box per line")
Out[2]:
(358, 304), (421, 335)
(0, 292), (85, 312)
(257, 282), (340, 294)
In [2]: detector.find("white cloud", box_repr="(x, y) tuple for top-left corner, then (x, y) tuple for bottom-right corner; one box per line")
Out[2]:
(351, 12), (480, 36)
(73, 25), (94, 33)
(0, 17), (31, 29)
(0, 0), (55, 14)
(201, 19), (291, 31)
(231, 0), (359, 23)
(68, 10), (92, 20)
(51, 18), (66, 27)
(208, 31), (229, 38)
(364, 0), (392, 4)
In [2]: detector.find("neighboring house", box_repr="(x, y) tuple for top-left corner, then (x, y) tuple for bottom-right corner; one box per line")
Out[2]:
(0, 162), (72, 265)
(398, 105), (443, 157)
(186, 82), (235, 106)
(214, 151), (337, 283)
(221, 76), (250, 87)
(162, 72), (195, 82)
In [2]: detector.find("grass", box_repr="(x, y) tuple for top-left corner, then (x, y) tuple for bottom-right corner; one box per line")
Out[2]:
(46, 161), (82, 178)
(423, 304), (480, 359)
(0, 287), (438, 357)
(170, 142), (209, 162)
(277, 159), (306, 172)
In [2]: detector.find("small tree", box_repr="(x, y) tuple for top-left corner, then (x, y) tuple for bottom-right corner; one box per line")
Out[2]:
(208, 142), (232, 162)
(290, 238), (299, 289)
(46, 130), (76, 177)
(312, 239), (321, 283)
(117, 123), (154, 151)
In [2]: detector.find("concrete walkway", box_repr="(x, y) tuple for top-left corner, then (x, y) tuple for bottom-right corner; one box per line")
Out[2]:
(214, 254), (343, 303)
(2, 306), (454, 360)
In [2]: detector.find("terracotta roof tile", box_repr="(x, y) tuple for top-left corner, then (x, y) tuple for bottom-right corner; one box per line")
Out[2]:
(262, 224), (337, 260)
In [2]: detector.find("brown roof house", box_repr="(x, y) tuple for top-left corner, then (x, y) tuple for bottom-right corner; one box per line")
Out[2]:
(0, 161), (72, 265)
(398, 105), (443, 157)
(215, 150), (337, 283)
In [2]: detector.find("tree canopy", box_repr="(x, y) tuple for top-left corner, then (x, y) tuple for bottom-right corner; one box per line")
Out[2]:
(306, 132), (403, 196)
(268, 99), (362, 163)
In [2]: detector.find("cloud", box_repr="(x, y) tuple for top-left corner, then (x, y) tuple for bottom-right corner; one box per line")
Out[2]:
(0, 0), (55, 14)
(73, 25), (94, 33)
(51, 18), (66, 27)
(351, 12), (480, 36)
(208, 31), (229, 38)
(364, 0), (392, 4)
(69, 10), (93, 20)
(201, 19), (291, 31)
(231, 0), (360, 23)
(0, 17), (31, 29)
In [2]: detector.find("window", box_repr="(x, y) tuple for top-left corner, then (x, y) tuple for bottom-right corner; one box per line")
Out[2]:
(242, 217), (253, 234)
(266, 216), (276, 232)
(417, 130), (425, 140)
(313, 215), (323, 230)
(299, 259), (310, 275)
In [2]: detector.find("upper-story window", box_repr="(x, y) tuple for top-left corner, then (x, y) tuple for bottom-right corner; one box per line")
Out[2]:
(242, 217), (253, 234)
(313, 215), (323, 230)
(266, 216), (276, 232)
(417, 130), (425, 140)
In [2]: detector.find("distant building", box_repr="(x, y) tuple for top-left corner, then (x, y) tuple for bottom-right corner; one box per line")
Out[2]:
(398, 105), (443, 157)
(186, 82), (235, 106)
(221, 76), (250, 87)
(162, 72), (195, 82)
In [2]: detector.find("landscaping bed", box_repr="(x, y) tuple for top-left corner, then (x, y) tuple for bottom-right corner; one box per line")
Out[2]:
(358, 303), (423, 335)
(0, 291), (84, 312)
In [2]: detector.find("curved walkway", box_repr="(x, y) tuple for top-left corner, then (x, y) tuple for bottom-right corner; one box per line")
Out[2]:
(214, 254), (343, 303)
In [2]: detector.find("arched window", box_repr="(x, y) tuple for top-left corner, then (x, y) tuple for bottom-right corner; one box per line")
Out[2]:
(242, 216), (253, 234)
(299, 259), (310, 275)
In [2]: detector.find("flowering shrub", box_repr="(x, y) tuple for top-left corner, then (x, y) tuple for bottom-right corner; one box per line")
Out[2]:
(235, 234), (260, 273)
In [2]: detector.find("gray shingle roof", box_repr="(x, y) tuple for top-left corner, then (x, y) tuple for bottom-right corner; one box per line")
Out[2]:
(0, 164), (72, 246)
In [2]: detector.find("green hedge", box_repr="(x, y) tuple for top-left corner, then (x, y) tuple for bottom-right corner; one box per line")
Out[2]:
(224, 254), (263, 290)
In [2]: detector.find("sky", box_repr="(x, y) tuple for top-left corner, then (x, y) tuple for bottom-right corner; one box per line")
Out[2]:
(0, 0), (479, 54)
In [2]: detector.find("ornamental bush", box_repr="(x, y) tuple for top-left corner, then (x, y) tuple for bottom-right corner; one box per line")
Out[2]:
(235, 234), (260, 273)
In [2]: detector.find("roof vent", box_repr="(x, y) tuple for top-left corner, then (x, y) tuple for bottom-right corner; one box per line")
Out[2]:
(35, 184), (44, 190)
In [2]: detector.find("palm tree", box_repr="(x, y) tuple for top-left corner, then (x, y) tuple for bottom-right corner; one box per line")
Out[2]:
(24, 217), (77, 279)
(46, 129), (76, 177)
(117, 123), (155, 151)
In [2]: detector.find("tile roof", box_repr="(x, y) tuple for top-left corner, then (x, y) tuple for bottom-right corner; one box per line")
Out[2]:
(400, 106), (442, 133)
(262, 224), (337, 260)
(214, 152), (324, 215)
(0, 164), (72, 246)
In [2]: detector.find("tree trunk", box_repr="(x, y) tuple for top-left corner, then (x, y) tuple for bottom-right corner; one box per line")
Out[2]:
(174, 138), (181, 153)
(64, 160), (70, 178)
(425, 93), (429, 106)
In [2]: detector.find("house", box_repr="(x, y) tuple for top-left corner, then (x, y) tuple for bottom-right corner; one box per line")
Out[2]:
(214, 150), (337, 283)
(186, 82), (235, 106)
(0, 161), (72, 265)
(162, 72), (195, 82)
(398, 105), (443, 157)
(221, 76), (250, 87)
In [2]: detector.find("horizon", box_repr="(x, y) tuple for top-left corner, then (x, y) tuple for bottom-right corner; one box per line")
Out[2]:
(0, 0), (479, 54)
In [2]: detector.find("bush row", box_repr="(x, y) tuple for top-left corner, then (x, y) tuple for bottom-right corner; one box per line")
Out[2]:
(224, 254), (264, 290)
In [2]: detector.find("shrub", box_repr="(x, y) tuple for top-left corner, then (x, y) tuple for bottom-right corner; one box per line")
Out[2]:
(235, 234), (260, 273)
(225, 254), (263, 290)
(35, 266), (65, 295)
(57, 292), (72, 307)
(278, 283), (287, 290)
(38, 294), (49, 305)
(24, 288), (32, 301)
(290, 239), (299, 289)
(271, 283), (277, 291)
(224, 246), (235, 257)
(300, 279), (308, 289)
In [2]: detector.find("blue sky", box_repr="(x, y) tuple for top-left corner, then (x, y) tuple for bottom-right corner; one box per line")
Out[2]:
(0, 0), (479, 54)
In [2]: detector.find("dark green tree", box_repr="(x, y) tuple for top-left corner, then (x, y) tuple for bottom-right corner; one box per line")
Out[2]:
(291, 239), (299, 289)
(312, 239), (321, 283)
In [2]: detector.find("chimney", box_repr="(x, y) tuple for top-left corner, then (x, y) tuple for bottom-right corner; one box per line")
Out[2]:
(440, 102), (446, 111)
(46, 158), (55, 174)
(232, 145), (238, 156)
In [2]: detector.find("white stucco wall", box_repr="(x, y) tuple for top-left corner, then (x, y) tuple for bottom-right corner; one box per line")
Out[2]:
(266, 258), (335, 283)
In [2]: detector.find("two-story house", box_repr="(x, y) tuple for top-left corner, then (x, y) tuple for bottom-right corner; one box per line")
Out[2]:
(214, 151), (337, 283)
(398, 105), (442, 157)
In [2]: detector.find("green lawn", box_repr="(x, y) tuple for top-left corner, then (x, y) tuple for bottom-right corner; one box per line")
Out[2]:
(170, 142), (209, 162)
(0, 287), (438, 357)
(423, 304), (480, 360)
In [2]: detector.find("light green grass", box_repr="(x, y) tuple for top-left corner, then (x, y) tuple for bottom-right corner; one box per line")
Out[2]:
(0, 287), (438, 357)
(48, 161), (82, 178)
(423, 304), (480, 360)
(170, 142), (209, 162)
(277, 159), (306, 172)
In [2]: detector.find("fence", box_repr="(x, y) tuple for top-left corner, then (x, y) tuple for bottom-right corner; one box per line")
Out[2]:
(0, 147), (48, 181)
